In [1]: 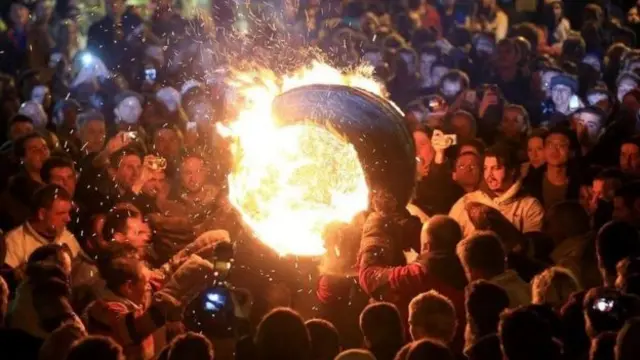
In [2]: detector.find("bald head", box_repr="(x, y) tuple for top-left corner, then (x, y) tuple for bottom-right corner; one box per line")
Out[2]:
(421, 215), (462, 253)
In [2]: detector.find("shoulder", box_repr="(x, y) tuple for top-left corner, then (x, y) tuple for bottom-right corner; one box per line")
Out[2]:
(5, 225), (25, 240)
(88, 299), (130, 320)
(520, 195), (544, 211)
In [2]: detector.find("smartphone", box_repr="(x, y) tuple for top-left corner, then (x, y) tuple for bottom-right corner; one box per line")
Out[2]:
(465, 90), (477, 104)
(145, 68), (157, 82)
(204, 288), (227, 313)
(593, 297), (615, 312)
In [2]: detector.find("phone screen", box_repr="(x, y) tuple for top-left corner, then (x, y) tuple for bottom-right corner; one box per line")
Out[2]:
(204, 289), (227, 313)
(145, 68), (157, 82)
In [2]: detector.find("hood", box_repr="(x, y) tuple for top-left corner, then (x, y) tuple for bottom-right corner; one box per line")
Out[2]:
(467, 180), (528, 207)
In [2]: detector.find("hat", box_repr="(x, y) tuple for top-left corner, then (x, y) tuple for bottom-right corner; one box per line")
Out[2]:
(114, 90), (144, 108)
(18, 100), (47, 128)
(114, 91), (144, 125)
(550, 73), (579, 93)
(156, 87), (181, 112)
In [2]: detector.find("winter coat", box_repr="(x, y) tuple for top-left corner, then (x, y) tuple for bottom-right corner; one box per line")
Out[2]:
(449, 180), (545, 238)
(84, 289), (167, 360)
(359, 252), (468, 352)
(86, 11), (143, 71)
(7, 263), (81, 340)
(0, 171), (42, 232)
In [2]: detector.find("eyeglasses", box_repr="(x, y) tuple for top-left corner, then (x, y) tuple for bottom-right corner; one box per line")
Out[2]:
(456, 164), (479, 171)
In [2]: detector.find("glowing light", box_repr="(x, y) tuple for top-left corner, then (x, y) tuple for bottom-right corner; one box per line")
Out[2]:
(220, 61), (385, 256)
(81, 53), (93, 66)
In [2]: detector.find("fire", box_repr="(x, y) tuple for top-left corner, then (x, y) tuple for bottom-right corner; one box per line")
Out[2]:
(219, 61), (385, 256)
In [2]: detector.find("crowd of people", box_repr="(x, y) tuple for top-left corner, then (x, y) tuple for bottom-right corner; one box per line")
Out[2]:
(3, 0), (640, 360)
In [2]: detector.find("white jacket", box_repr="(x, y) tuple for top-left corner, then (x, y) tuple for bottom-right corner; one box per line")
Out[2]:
(4, 222), (82, 269)
(449, 181), (545, 238)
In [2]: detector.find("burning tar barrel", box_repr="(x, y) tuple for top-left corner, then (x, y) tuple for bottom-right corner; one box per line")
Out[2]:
(227, 83), (417, 323)
(271, 84), (417, 208)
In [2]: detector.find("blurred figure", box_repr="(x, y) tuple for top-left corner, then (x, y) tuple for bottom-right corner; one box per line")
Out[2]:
(66, 336), (125, 360)
(306, 319), (341, 360)
(87, 0), (143, 71)
(0, 2), (51, 75)
(360, 302), (405, 360)
(167, 332), (214, 360)
(619, 137), (640, 178)
(255, 307), (311, 360)
(499, 306), (562, 360)
(0, 133), (51, 231)
(596, 221), (640, 286)
(3, 185), (81, 271)
(456, 231), (531, 307)
(531, 266), (582, 310)
(408, 290), (458, 345)
(463, 280), (509, 360)
(466, 0), (508, 41)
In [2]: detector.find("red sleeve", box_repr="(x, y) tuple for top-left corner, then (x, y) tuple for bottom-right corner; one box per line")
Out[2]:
(359, 263), (424, 297)
(317, 275), (351, 304)
(423, 7), (443, 37)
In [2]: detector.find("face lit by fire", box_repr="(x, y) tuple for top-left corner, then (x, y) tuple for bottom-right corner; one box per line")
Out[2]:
(484, 156), (514, 193)
(220, 62), (381, 256)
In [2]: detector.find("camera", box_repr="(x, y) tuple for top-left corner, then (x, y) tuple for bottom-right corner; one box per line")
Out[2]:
(203, 287), (228, 313)
(593, 297), (615, 313)
(145, 68), (157, 82)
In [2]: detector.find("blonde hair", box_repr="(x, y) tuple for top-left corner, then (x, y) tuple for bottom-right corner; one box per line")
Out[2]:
(531, 266), (581, 309)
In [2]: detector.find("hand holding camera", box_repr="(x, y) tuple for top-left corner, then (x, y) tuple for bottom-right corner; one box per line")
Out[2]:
(432, 129), (457, 151)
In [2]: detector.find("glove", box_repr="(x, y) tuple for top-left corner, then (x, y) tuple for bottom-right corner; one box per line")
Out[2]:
(157, 255), (215, 305)
(160, 230), (230, 277)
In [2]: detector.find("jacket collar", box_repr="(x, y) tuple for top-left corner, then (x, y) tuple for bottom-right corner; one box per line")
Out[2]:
(475, 180), (525, 206)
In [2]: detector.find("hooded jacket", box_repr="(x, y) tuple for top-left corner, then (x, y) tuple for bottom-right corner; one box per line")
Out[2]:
(449, 180), (544, 238)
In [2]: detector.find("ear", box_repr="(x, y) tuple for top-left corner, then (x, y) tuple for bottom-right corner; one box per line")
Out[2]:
(37, 208), (47, 222)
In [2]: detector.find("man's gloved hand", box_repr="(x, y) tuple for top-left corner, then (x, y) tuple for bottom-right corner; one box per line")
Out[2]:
(159, 230), (230, 278)
(465, 201), (500, 230)
(157, 255), (215, 306)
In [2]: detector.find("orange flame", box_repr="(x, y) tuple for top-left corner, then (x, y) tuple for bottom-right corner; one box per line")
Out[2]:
(219, 62), (385, 256)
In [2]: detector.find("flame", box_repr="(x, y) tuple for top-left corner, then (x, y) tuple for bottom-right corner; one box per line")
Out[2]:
(220, 61), (385, 256)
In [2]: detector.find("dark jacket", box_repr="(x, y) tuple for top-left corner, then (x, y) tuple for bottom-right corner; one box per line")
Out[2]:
(86, 10), (143, 71)
(522, 163), (582, 208)
(0, 171), (42, 231)
(0, 25), (51, 76)
(464, 334), (502, 360)
(413, 162), (464, 216)
(76, 167), (158, 216)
